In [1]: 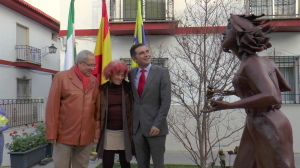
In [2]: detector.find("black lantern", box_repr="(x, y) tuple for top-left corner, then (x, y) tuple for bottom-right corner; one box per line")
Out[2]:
(48, 44), (57, 54)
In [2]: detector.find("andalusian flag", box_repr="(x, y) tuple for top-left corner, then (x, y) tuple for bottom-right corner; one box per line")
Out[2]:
(63, 0), (76, 70)
(92, 0), (112, 84)
(132, 0), (147, 68)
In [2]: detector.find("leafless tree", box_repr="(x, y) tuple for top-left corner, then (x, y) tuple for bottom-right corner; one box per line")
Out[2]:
(153, 0), (247, 167)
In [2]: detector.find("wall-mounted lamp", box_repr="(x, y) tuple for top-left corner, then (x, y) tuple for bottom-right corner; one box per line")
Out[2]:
(42, 44), (57, 57)
(48, 44), (57, 54)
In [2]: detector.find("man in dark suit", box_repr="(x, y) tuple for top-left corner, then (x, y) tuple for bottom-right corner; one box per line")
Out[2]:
(129, 43), (171, 168)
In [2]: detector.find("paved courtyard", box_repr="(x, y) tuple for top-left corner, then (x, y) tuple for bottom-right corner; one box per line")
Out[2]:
(2, 151), (299, 167)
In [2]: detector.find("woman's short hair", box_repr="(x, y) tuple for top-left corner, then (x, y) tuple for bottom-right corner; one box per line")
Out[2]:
(227, 14), (272, 55)
(103, 60), (129, 80)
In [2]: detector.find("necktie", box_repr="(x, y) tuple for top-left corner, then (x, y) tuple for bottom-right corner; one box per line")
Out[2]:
(138, 69), (146, 97)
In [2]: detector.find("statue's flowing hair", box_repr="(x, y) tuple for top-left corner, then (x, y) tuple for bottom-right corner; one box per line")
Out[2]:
(226, 14), (273, 55)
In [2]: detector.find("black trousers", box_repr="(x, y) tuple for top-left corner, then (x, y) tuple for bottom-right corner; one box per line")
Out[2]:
(102, 150), (131, 168)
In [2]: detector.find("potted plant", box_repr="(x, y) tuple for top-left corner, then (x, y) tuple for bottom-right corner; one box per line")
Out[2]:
(5, 123), (47, 168)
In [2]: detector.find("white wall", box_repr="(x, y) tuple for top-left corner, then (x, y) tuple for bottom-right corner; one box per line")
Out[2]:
(0, 6), (19, 62)
(259, 32), (300, 57)
(0, 66), (53, 99)
(60, 0), (96, 30)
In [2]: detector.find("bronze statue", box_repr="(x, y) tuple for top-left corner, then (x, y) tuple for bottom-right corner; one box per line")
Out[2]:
(203, 14), (295, 168)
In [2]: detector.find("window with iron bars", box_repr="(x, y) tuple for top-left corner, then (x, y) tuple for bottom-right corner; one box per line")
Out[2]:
(123, 0), (166, 21)
(249, 0), (296, 17)
(17, 78), (31, 99)
(120, 57), (168, 69)
(268, 56), (300, 104)
(109, 0), (173, 22)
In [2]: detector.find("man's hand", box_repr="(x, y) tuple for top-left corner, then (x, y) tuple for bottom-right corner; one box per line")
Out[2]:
(149, 126), (160, 136)
(93, 138), (99, 144)
(48, 139), (56, 145)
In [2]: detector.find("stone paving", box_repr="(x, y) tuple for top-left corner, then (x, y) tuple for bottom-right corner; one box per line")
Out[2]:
(3, 151), (300, 168)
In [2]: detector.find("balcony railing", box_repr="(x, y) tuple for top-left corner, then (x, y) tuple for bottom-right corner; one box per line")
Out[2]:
(0, 99), (44, 127)
(108, 0), (174, 22)
(15, 45), (41, 65)
(259, 14), (300, 19)
(249, 0), (300, 18)
(267, 56), (300, 104)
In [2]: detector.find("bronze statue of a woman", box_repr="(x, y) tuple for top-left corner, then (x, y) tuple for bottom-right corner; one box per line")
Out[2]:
(204, 14), (295, 168)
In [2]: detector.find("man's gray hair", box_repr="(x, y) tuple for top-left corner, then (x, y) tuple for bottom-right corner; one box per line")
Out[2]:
(75, 50), (94, 64)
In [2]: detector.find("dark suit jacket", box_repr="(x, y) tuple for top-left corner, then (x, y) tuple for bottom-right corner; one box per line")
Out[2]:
(130, 64), (171, 137)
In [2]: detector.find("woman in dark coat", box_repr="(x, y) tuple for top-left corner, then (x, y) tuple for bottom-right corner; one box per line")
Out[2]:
(96, 60), (134, 168)
(204, 14), (295, 168)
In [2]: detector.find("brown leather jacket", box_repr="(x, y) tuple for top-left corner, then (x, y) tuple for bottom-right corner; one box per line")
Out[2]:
(46, 66), (100, 145)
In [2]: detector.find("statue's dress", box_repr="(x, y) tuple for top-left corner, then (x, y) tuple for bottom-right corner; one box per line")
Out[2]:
(232, 58), (295, 168)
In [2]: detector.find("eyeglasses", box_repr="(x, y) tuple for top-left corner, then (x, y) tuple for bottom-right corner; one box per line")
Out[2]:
(82, 61), (97, 68)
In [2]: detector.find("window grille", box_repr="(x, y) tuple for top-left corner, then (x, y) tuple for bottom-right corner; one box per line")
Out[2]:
(108, 0), (173, 21)
(145, 0), (166, 20)
(120, 57), (168, 69)
(268, 56), (300, 104)
(0, 99), (44, 127)
(17, 78), (31, 99)
(249, 0), (296, 17)
(123, 0), (138, 21)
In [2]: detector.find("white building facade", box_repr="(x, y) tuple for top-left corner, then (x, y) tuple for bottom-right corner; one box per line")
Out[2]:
(3, 0), (298, 166)
(58, 0), (300, 154)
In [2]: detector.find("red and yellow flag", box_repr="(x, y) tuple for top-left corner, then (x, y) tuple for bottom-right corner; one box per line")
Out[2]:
(92, 0), (112, 84)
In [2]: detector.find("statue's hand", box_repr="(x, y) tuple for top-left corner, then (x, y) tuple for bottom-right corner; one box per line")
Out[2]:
(223, 90), (236, 96)
(206, 86), (215, 99)
(202, 97), (229, 113)
(206, 86), (236, 98)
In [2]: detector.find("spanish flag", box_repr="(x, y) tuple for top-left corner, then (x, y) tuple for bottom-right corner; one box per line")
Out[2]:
(92, 0), (112, 84)
(131, 0), (147, 68)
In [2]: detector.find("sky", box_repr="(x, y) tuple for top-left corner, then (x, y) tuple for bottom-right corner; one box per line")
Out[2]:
(24, 0), (60, 20)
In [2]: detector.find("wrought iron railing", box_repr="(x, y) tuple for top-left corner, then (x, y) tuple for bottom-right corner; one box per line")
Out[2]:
(108, 0), (174, 22)
(120, 57), (168, 69)
(260, 14), (300, 18)
(267, 56), (300, 104)
(15, 45), (41, 65)
(0, 99), (44, 127)
(249, 0), (300, 18)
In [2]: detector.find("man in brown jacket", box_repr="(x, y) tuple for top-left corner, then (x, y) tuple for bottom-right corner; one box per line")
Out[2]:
(46, 50), (100, 168)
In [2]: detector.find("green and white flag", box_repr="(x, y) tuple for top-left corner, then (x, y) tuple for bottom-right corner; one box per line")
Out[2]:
(63, 0), (76, 70)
